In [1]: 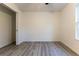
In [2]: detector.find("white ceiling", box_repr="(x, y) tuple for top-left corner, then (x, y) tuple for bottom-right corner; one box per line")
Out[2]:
(15, 3), (68, 12)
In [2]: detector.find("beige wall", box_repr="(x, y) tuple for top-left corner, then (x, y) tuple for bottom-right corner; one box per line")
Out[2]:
(3, 3), (20, 13)
(18, 12), (60, 43)
(60, 4), (79, 54)
(0, 5), (16, 48)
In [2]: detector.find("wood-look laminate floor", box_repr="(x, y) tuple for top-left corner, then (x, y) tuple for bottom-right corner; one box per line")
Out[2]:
(0, 42), (78, 56)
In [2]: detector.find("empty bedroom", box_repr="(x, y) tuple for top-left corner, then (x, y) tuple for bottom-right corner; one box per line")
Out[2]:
(0, 3), (79, 56)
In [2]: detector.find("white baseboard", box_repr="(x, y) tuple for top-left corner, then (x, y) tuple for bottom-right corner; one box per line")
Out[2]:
(17, 40), (60, 45)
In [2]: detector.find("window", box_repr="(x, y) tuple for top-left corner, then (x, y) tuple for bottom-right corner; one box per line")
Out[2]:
(75, 4), (79, 40)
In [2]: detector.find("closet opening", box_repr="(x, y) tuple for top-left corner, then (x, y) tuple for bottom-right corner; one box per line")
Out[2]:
(0, 4), (16, 48)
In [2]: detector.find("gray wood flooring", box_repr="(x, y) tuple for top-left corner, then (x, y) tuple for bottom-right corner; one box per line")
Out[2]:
(0, 42), (78, 56)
